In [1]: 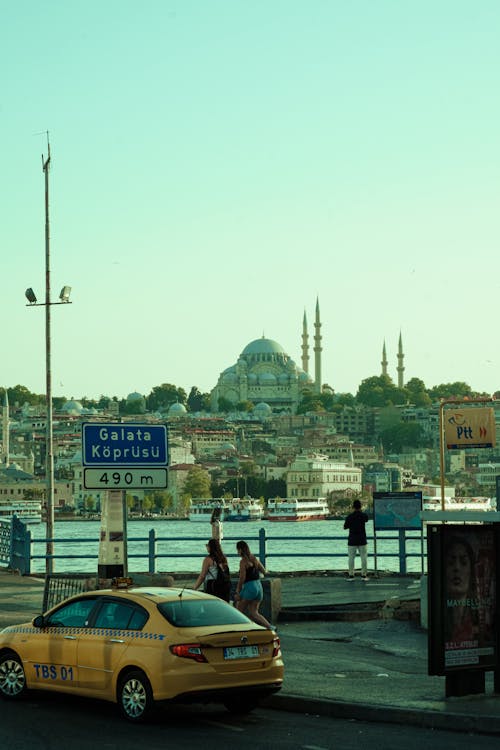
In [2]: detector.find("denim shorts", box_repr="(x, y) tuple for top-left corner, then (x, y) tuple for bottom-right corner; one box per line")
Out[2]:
(240, 580), (263, 601)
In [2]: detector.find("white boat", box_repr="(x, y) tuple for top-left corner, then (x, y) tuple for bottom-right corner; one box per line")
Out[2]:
(423, 495), (496, 512)
(225, 497), (263, 522)
(266, 497), (330, 522)
(188, 499), (226, 522)
(0, 499), (42, 524)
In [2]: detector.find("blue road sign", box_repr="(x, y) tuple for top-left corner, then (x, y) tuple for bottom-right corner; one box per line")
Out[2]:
(82, 423), (168, 466)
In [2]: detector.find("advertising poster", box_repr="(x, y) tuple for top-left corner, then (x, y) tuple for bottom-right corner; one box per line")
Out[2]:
(428, 524), (498, 674)
(373, 491), (423, 531)
(444, 407), (496, 449)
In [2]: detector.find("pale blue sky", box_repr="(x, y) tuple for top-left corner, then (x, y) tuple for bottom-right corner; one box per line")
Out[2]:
(3, 1), (500, 400)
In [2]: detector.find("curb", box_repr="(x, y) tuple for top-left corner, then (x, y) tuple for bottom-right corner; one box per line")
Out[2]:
(264, 693), (500, 735)
(280, 601), (383, 622)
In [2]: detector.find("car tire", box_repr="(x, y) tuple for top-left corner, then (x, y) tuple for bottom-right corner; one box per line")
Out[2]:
(0, 651), (27, 700)
(223, 697), (259, 715)
(117, 669), (154, 723)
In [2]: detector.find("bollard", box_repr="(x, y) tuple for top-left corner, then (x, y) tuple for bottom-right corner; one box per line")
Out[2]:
(260, 578), (281, 625)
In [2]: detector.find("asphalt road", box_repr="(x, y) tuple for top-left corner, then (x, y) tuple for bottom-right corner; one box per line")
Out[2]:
(2, 692), (499, 750)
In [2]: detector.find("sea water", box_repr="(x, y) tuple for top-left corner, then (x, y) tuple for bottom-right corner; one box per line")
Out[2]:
(27, 518), (426, 575)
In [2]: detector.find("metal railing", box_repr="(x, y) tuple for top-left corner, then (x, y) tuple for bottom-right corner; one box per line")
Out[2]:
(1, 517), (425, 576)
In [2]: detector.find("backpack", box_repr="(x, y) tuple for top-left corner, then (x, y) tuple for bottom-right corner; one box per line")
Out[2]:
(206, 562), (231, 601)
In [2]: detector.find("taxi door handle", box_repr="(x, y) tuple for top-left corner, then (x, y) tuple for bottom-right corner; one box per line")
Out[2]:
(64, 635), (77, 640)
(109, 638), (125, 643)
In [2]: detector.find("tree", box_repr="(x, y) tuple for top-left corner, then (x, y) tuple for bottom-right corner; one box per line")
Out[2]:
(379, 422), (427, 453)
(333, 392), (356, 408)
(427, 382), (473, 401)
(187, 386), (211, 412)
(183, 466), (212, 499)
(356, 375), (406, 407)
(297, 389), (324, 414)
(405, 377), (431, 407)
(146, 383), (187, 412)
(3, 385), (44, 407)
(217, 396), (234, 413)
(236, 400), (254, 412)
(147, 490), (174, 513)
(84, 495), (96, 513)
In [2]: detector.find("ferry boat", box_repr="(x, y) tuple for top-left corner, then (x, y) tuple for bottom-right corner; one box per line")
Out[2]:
(225, 497), (263, 522)
(423, 495), (496, 512)
(189, 497), (263, 522)
(188, 499), (226, 523)
(0, 499), (42, 524)
(266, 497), (329, 522)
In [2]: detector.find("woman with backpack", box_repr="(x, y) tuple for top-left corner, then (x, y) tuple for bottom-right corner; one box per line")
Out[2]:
(192, 538), (231, 601)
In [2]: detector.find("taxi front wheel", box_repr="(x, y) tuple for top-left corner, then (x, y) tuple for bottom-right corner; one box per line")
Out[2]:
(0, 651), (27, 700)
(118, 669), (154, 722)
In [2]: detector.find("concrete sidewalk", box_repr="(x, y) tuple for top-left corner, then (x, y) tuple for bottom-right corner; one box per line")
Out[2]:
(1, 569), (500, 735)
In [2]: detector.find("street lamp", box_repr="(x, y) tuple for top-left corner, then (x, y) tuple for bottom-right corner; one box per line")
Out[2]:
(26, 139), (72, 576)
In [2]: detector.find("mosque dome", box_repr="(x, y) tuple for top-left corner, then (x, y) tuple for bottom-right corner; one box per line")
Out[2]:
(127, 392), (144, 402)
(242, 338), (286, 356)
(253, 402), (272, 417)
(168, 402), (187, 416)
(259, 372), (277, 384)
(222, 367), (237, 383)
(61, 399), (84, 415)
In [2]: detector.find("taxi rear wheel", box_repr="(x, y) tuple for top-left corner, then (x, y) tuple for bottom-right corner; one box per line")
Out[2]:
(118, 669), (154, 722)
(0, 651), (27, 700)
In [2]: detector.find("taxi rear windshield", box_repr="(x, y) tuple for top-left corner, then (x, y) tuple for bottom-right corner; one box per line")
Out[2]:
(158, 599), (252, 628)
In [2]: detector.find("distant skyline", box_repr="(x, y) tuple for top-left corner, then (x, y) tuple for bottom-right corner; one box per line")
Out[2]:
(3, 2), (500, 400)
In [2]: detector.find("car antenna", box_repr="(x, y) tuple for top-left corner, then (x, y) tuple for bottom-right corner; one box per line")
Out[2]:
(178, 581), (189, 599)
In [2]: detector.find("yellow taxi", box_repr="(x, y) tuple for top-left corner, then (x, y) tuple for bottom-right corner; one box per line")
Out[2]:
(0, 584), (283, 722)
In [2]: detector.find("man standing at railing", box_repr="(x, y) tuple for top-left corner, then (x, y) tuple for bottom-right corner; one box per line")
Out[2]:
(344, 499), (369, 581)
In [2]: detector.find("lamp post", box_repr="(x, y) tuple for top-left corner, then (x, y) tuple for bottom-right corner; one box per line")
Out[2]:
(25, 139), (72, 576)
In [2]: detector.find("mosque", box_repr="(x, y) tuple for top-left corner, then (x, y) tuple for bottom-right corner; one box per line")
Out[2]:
(210, 299), (324, 414)
(210, 300), (406, 415)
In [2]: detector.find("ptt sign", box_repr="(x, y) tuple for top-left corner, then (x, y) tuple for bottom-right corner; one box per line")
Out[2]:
(444, 408), (496, 449)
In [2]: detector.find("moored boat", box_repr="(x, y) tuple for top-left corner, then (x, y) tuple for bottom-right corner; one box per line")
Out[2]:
(423, 495), (496, 512)
(266, 497), (329, 521)
(188, 499), (226, 522)
(0, 499), (42, 524)
(225, 497), (263, 522)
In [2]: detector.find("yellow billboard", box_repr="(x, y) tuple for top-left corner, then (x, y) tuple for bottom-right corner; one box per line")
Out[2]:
(444, 407), (496, 449)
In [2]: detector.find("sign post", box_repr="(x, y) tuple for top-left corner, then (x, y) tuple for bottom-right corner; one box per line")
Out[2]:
(98, 490), (128, 579)
(439, 398), (496, 511)
(82, 423), (168, 579)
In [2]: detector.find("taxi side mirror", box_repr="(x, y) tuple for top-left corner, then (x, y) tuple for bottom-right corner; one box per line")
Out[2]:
(33, 615), (46, 629)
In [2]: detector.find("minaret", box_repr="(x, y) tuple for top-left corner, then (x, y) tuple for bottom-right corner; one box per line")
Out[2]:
(2, 390), (9, 466)
(381, 340), (388, 376)
(314, 297), (322, 394)
(397, 331), (405, 388)
(301, 310), (309, 374)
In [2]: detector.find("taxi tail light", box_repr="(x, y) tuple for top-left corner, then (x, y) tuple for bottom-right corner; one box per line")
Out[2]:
(272, 636), (281, 658)
(170, 644), (208, 663)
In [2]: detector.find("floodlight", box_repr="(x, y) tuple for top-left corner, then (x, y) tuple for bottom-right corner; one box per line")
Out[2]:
(25, 288), (37, 304)
(59, 285), (72, 302)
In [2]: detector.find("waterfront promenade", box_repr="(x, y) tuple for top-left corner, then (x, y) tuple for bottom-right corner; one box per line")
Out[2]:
(1, 568), (500, 735)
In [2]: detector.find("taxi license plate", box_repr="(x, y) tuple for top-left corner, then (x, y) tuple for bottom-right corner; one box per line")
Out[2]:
(223, 645), (259, 660)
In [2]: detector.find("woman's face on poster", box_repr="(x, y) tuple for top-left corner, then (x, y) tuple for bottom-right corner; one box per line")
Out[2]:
(446, 542), (472, 598)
